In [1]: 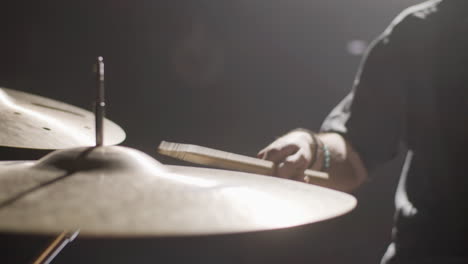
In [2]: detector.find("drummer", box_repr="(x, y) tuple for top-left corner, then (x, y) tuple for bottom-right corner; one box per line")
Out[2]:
(258, 1), (468, 263)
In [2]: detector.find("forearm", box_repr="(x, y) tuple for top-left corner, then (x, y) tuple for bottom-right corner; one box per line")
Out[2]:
(308, 132), (367, 192)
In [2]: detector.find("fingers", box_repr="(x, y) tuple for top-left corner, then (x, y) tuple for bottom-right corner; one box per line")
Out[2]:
(257, 130), (314, 181)
(257, 140), (297, 159)
(276, 148), (310, 180)
(256, 147), (268, 159)
(264, 145), (298, 163)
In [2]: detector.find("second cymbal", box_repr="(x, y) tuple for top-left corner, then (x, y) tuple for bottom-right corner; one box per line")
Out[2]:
(0, 87), (125, 149)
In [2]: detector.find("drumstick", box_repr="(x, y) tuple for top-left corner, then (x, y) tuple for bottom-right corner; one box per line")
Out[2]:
(157, 141), (329, 180)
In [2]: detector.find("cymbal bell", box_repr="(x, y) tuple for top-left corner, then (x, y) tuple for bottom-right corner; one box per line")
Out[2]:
(0, 87), (125, 149)
(0, 146), (356, 237)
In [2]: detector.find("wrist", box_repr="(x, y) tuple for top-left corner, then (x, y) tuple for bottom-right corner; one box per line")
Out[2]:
(309, 134), (324, 171)
(313, 136), (331, 172)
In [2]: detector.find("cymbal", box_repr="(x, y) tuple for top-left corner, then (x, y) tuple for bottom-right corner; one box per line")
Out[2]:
(0, 87), (125, 149)
(0, 146), (356, 237)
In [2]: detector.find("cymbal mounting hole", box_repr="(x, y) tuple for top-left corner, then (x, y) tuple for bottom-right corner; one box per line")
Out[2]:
(14, 112), (21, 115)
(84, 126), (91, 130)
(42, 127), (51, 131)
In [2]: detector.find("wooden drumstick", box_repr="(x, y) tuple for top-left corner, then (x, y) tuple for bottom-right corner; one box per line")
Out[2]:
(157, 141), (329, 180)
(33, 230), (79, 264)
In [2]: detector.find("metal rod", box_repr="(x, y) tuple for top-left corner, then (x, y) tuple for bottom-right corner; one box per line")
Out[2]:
(95, 56), (105, 146)
(33, 230), (80, 264)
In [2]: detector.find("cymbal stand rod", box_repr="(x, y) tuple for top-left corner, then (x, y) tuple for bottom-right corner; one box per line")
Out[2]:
(33, 230), (80, 264)
(95, 56), (105, 147)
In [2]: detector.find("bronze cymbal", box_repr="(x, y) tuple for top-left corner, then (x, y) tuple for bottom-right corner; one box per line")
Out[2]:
(0, 146), (356, 237)
(0, 87), (125, 149)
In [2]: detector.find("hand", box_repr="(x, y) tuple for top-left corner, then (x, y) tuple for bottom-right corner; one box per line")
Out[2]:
(257, 130), (315, 181)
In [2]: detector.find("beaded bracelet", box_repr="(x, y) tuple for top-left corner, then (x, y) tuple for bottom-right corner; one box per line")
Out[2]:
(322, 142), (331, 171)
(290, 128), (330, 172)
(309, 132), (320, 169)
(312, 134), (331, 172)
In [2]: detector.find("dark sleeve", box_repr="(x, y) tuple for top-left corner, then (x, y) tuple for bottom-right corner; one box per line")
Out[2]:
(321, 20), (411, 171)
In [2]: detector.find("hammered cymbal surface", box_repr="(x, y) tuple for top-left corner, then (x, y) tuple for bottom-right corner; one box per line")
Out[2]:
(0, 87), (125, 149)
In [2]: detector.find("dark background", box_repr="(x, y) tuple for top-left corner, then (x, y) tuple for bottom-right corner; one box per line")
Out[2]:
(1, 0), (421, 263)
